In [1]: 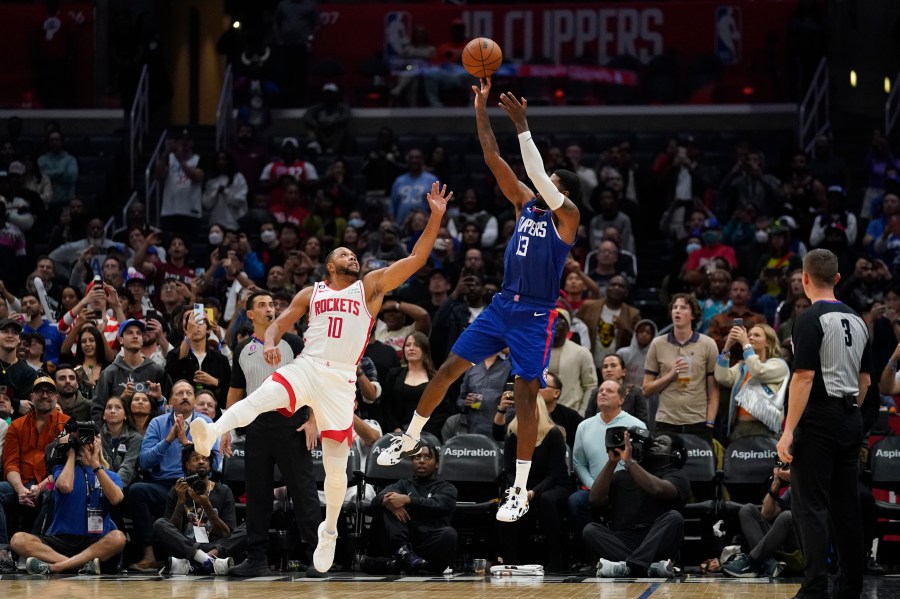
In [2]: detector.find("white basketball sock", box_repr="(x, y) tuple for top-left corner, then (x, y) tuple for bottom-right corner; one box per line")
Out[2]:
(514, 459), (532, 490)
(406, 412), (429, 440)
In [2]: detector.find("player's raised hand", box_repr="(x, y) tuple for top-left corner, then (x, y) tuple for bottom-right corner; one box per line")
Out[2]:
(498, 91), (528, 129)
(426, 181), (452, 217)
(472, 77), (492, 109)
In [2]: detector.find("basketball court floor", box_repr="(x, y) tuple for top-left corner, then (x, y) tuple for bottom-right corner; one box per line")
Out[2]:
(4, 571), (900, 599)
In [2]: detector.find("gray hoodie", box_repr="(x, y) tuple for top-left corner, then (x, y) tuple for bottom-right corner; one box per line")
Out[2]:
(91, 355), (171, 423)
(616, 318), (658, 388)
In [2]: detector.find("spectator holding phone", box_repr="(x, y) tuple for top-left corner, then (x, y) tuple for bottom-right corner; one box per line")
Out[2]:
(707, 279), (767, 353)
(165, 310), (231, 411)
(715, 324), (789, 441)
(58, 278), (125, 355)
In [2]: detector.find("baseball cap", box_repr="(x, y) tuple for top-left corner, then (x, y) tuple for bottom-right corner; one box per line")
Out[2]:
(117, 318), (146, 337)
(702, 217), (721, 231)
(322, 82), (339, 93)
(125, 267), (147, 286)
(32, 375), (56, 391)
(0, 318), (23, 333)
(281, 137), (300, 149)
(7, 161), (25, 176)
(556, 308), (572, 327)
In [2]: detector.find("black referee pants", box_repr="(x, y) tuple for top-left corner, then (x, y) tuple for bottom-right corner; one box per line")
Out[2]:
(791, 399), (864, 599)
(244, 419), (321, 564)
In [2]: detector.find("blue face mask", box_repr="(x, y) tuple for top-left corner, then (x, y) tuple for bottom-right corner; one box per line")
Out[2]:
(347, 218), (365, 230)
(686, 242), (702, 254)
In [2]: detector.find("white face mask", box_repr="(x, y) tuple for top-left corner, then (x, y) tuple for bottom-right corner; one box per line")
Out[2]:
(208, 232), (223, 246)
(755, 230), (770, 244)
(260, 230), (277, 244)
(686, 242), (701, 254)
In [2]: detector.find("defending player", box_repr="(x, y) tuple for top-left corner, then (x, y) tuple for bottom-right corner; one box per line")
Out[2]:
(190, 182), (452, 574)
(377, 78), (582, 523)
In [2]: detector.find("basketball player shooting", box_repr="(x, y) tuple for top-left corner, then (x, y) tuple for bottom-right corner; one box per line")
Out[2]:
(377, 78), (581, 523)
(190, 182), (451, 573)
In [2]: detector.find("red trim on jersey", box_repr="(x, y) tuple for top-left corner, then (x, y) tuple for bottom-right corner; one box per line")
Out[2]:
(355, 316), (375, 365)
(541, 309), (559, 367)
(321, 424), (354, 447)
(272, 372), (297, 417)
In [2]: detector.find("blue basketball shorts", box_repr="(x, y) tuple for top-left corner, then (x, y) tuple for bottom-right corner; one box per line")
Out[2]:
(450, 293), (558, 385)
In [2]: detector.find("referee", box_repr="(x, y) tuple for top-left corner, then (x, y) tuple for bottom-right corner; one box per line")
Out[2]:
(224, 291), (323, 577)
(777, 249), (871, 599)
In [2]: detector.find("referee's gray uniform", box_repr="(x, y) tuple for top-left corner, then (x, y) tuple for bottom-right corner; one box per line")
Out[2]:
(791, 300), (871, 599)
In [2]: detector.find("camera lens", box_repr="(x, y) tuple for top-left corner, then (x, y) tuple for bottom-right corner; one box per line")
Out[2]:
(134, 382), (146, 393)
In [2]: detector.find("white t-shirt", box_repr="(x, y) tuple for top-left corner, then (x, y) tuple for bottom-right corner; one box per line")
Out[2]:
(161, 153), (202, 218)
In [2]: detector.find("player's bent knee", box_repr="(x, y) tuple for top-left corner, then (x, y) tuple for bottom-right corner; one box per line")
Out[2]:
(323, 456), (348, 480)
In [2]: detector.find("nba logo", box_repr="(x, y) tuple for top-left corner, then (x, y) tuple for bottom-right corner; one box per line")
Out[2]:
(384, 12), (412, 60)
(715, 6), (742, 65)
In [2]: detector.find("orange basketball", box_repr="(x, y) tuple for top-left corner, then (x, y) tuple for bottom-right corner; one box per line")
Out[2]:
(461, 37), (503, 79)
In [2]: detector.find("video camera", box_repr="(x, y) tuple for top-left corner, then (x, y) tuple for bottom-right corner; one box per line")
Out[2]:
(50, 420), (99, 466)
(606, 425), (652, 462)
(62, 420), (98, 452)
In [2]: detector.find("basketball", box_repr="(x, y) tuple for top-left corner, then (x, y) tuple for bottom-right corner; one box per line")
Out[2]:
(461, 38), (503, 79)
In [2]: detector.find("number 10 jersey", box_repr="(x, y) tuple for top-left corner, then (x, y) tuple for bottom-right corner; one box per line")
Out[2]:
(303, 280), (374, 367)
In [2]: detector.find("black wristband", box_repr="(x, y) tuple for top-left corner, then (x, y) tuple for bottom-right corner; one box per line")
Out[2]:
(496, 409), (507, 414)
(92, 466), (102, 474)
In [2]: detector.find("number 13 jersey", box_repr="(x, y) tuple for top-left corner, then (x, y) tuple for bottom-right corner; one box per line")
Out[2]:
(303, 280), (374, 366)
(503, 198), (574, 305)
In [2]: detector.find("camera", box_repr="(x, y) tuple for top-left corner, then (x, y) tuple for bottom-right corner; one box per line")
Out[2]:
(605, 426), (651, 453)
(775, 459), (791, 471)
(134, 382), (146, 393)
(52, 420), (99, 464)
(65, 419), (98, 450)
(184, 473), (208, 496)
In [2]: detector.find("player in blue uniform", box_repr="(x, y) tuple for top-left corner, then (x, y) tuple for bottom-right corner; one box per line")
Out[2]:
(377, 78), (582, 523)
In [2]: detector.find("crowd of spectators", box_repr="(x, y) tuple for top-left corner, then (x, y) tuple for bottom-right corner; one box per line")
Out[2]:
(1, 109), (899, 576)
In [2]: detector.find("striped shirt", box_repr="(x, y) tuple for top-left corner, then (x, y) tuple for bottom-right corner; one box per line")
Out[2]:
(230, 332), (305, 432)
(231, 333), (304, 394)
(792, 300), (872, 400)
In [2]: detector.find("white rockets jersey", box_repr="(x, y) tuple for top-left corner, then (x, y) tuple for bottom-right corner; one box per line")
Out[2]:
(302, 280), (374, 366)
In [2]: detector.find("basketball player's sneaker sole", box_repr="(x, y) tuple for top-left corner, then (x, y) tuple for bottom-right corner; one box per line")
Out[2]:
(376, 433), (422, 466)
(313, 522), (337, 574)
(496, 486), (529, 522)
(191, 418), (215, 457)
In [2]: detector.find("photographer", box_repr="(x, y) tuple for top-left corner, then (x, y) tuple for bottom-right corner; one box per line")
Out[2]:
(153, 444), (242, 575)
(91, 319), (171, 423)
(12, 424), (126, 575)
(585, 430), (690, 578)
(128, 380), (220, 571)
(723, 464), (798, 578)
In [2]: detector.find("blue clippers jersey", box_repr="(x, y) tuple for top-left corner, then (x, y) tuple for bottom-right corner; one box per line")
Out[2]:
(502, 199), (573, 304)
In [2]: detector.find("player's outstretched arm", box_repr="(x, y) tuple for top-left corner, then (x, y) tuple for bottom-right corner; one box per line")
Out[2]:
(498, 90), (580, 243)
(365, 181), (450, 298)
(262, 286), (313, 364)
(473, 78), (532, 210)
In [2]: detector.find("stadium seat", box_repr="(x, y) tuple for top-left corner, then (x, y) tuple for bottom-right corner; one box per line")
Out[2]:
(721, 435), (779, 509)
(868, 436), (900, 531)
(437, 434), (504, 559)
(679, 434), (720, 564)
